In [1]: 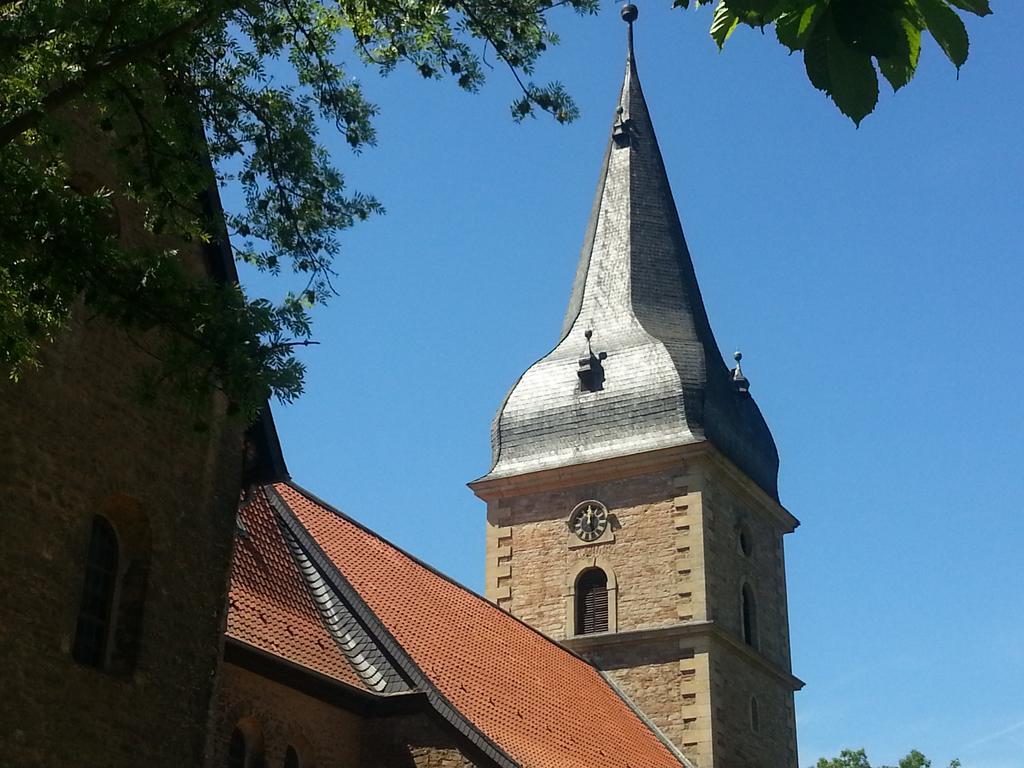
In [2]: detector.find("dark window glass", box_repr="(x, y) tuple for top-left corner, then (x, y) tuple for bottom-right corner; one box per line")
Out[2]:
(72, 516), (119, 667)
(575, 568), (609, 635)
(741, 584), (758, 648)
(750, 696), (760, 733)
(228, 729), (246, 768)
(284, 745), (300, 768)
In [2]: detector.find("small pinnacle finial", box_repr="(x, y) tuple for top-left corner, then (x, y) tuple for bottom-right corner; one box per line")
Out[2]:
(578, 329), (606, 391)
(732, 350), (750, 394)
(621, 3), (638, 23)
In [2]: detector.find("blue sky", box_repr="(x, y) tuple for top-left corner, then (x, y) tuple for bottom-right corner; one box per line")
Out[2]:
(231, 3), (1023, 766)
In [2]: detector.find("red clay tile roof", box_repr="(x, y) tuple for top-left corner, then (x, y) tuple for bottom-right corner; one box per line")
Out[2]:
(227, 491), (369, 690)
(273, 482), (688, 768)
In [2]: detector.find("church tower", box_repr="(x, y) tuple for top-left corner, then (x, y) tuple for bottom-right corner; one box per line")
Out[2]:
(469, 7), (802, 767)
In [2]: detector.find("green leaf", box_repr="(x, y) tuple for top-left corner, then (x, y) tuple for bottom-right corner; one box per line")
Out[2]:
(803, 19), (831, 92)
(915, 0), (969, 69)
(776, 2), (824, 51)
(878, 19), (922, 90)
(723, 0), (785, 18)
(710, 1), (741, 49)
(805, 10), (879, 125)
(825, 14), (879, 124)
(946, 0), (992, 16)
(833, 0), (909, 58)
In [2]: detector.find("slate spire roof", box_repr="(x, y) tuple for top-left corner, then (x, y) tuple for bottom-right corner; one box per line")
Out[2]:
(483, 10), (780, 499)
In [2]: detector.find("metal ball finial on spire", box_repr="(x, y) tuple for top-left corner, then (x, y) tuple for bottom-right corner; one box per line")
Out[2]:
(732, 350), (750, 395)
(621, 4), (638, 75)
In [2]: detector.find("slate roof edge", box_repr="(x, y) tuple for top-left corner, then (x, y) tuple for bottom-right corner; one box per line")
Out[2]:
(242, 405), (290, 486)
(223, 636), (427, 716)
(273, 501), (410, 694)
(266, 482), (521, 768)
(470, 440), (710, 499)
(597, 670), (696, 768)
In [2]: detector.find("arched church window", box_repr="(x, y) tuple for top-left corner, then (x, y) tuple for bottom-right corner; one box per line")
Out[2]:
(228, 722), (264, 768)
(750, 696), (760, 733)
(72, 516), (119, 667)
(284, 745), (301, 768)
(741, 583), (758, 648)
(575, 568), (609, 634)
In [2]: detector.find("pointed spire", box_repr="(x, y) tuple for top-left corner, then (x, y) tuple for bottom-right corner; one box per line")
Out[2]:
(481, 8), (780, 500)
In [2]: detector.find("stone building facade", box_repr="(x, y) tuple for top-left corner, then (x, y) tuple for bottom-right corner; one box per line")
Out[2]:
(0, 116), (248, 767)
(1, 12), (801, 768)
(471, 13), (802, 768)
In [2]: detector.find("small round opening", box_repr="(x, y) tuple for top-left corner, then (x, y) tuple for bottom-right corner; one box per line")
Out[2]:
(738, 527), (753, 557)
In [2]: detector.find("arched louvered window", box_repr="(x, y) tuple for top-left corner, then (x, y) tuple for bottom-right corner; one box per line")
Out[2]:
(72, 516), (119, 667)
(741, 583), (758, 648)
(575, 568), (609, 635)
(284, 745), (301, 768)
(228, 728), (247, 768)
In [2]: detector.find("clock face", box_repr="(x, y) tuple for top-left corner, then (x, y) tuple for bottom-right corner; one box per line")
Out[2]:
(570, 502), (609, 542)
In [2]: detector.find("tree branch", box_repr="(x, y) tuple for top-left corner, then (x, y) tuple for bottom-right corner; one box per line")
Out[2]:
(0, 7), (218, 148)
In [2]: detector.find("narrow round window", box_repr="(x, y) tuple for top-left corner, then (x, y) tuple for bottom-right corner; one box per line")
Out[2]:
(284, 745), (301, 768)
(72, 516), (119, 668)
(737, 525), (753, 557)
(575, 568), (609, 635)
(750, 696), (760, 733)
(741, 583), (758, 648)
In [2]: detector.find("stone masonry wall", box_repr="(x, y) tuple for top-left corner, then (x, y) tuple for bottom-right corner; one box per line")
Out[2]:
(587, 635), (714, 768)
(709, 639), (799, 768)
(0, 308), (243, 768)
(208, 663), (364, 768)
(485, 467), (705, 637)
(209, 663), (483, 768)
(700, 472), (793, 671)
(0, 117), (244, 768)
(482, 451), (799, 768)
(362, 711), (483, 768)
(483, 462), (713, 766)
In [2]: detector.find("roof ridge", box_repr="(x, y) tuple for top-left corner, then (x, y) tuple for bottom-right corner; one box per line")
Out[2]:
(272, 493), (412, 695)
(267, 483), (520, 768)
(280, 479), (604, 672)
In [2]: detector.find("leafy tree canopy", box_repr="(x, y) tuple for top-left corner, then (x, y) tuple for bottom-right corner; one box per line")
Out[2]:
(0, 0), (595, 419)
(816, 747), (962, 768)
(0, 0), (994, 420)
(684, 0), (993, 125)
